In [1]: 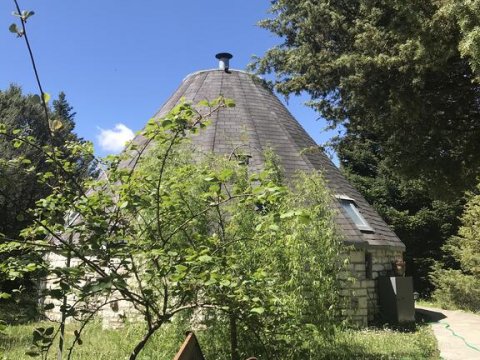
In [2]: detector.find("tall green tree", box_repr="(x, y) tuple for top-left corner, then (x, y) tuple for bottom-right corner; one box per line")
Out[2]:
(431, 183), (480, 311)
(0, 85), (48, 240)
(0, 85), (91, 241)
(0, 85), (94, 322)
(440, 0), (480, 80)
(252, 0), (480, 199)
(52, 91), (76, 134)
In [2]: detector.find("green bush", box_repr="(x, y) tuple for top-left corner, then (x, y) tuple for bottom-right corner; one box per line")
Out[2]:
(431, 184), (480, 312)
(431, 268), (480, 311)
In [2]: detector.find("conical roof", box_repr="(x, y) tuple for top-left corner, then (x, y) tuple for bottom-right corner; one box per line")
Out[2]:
(132, 69), (404, 250)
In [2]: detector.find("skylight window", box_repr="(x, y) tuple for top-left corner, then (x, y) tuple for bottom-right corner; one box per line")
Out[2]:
(336, 195), (374, 233)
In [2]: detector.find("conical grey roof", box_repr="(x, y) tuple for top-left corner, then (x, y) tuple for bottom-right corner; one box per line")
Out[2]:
(132, 69), (404, 250)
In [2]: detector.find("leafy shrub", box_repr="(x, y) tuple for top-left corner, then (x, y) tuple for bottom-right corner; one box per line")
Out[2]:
(195, 169), (347, 359)
(431, 268), (480, 312)
(431, 185), (480, 312)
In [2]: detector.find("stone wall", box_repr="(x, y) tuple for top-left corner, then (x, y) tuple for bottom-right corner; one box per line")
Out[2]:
(340, 248), (404, 326)
(44, 247), (404, 328)
(42, 252), (138, 329)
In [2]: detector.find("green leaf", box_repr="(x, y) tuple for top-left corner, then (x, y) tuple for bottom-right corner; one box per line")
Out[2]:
(298, 212), (311, 224)
(32, 329), (43, 342)
(268, 224), (279, 232)
(48, 289), (63, 299)
(60, 282), (70, 291)
(119, 201), (129, 209)
(161, 119), (172, 128)
(224, 98), (236, 108)
(24, 263), (38, 272)
(48, 119), (63, 133)
(22, 10), (35, 21)
(25, 350), (40, 357)
(13, 140), (23, 148)
(280, 210), (296, 219)
(220, 279), (231, 287)
(250, 307), (265, 315)
(32, 94), (41, 104)
(175, 264), (188, 273)
(197, 100), (210, 107)
(0, 321), (7, 333)
(43, 92), (51, 104)
(0, 292), (11, 299)
(218, 168), (234, 181)
(9, 23), (18, 33)
(197, 254), (212, 263)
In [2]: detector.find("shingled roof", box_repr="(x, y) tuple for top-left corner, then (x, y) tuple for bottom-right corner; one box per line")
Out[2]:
(131, 68), (404, 250)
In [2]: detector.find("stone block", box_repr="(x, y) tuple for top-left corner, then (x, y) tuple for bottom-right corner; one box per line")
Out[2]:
(361, 280), (375, 288)
(349, 250), (365, 263)
(372, 264), (384, 272)
(351, 288), (367, 297)
(357, 297), (368, 309)
(354, 264), (366, 272)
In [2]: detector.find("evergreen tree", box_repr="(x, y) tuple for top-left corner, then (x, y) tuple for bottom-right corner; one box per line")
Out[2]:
(252, 0), (480, 199)
(431, 184), (480, 311)
(52, 91), (76, 132)
(0, 85), (91, 241)
(0, 85), (94, 322)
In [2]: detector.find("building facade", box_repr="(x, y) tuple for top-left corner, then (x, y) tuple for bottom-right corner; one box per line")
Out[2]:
(45, 57), (406, 327)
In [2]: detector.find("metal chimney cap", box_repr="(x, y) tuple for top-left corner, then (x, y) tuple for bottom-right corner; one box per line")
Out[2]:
(215, 52), (233, 60)
(215, 53), (233, 72)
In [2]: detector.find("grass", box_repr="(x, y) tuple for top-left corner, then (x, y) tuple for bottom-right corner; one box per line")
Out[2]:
(0, 320), (439, 360)
(0, 320), (184, 360)
(318, 325), (440, 359)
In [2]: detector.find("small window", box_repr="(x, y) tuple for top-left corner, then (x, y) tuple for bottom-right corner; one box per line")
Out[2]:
(336, 195), (374, 233)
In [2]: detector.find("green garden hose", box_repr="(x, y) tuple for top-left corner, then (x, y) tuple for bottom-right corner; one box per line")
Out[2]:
(436, 320), (480, 353)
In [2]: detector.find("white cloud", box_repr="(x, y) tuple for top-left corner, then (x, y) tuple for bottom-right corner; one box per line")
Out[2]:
(97, 123), (135, 153)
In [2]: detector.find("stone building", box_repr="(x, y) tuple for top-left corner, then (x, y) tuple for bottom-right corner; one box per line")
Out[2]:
(45, 54), (406, 327)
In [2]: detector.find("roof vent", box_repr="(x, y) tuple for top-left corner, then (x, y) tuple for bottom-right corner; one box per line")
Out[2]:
(215, 52), (233, 72)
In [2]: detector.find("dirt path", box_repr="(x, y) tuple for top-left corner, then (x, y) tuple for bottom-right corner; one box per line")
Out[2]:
(416, 306), (480, 360)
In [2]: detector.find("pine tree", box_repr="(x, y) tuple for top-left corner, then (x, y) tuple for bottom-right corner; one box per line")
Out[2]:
(432, 185), (480, 311)
(253, 0), (480, 199)
(0, 85), (94, 322)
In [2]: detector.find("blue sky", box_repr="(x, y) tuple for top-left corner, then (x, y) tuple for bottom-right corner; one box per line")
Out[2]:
(1, 1), (340, 159)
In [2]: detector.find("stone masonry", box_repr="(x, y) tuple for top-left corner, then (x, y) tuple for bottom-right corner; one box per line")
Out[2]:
(340, 248), (404, 326)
